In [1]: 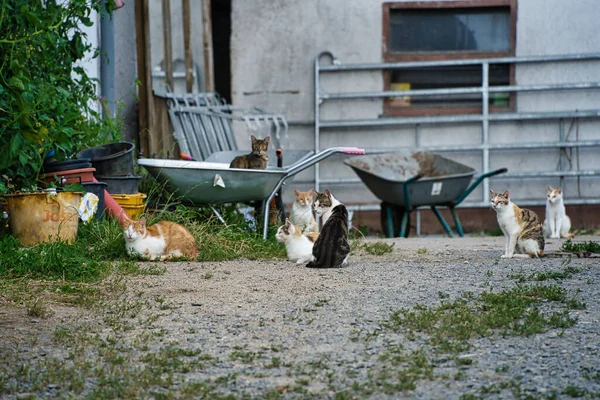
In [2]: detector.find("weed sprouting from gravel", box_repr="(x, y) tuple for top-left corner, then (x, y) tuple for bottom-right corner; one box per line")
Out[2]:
(559, 239), (600, 254)
(358, 241), (394, 255)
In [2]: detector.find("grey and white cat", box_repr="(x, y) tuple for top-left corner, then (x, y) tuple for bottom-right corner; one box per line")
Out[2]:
(306, 194), (350, 268)
(312, 189), (342, 226)
(276, 219), (319, 264)
(490, 189), (545, 258)
(543, 185), (574, 239)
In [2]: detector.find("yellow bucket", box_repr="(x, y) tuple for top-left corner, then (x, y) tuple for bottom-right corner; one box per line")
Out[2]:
(112, 193), (147, 219)
(5, 191), (82, 245)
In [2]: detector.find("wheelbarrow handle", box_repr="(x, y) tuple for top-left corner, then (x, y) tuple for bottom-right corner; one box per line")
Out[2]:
(454, 168), (508, 206)
(341, 147), (366, 155)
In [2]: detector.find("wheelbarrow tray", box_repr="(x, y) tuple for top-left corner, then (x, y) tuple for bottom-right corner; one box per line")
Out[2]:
(137, 159), (292, 204)
(344, 151), (476, 207)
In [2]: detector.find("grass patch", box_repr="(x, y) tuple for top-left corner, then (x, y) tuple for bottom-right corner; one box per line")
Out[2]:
(383, 284), (577, 354)
(559, 239), (600, 254)
(358, 241), (394, 256)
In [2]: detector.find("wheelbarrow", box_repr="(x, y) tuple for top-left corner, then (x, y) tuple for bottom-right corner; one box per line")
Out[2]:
(138, 147), (365, 239)
(344, 151), (507, 237)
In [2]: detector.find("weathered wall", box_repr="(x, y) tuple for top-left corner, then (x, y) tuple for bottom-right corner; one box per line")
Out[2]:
(230, 0), (600, 212)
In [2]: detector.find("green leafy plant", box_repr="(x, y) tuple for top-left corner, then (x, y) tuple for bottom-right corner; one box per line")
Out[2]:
(0, 1), (120, 193)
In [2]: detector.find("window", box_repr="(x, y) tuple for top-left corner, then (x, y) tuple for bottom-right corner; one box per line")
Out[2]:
(382, 0), (517, 116)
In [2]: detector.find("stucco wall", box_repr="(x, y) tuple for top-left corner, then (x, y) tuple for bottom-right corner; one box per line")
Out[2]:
(230, 0), (600, 208)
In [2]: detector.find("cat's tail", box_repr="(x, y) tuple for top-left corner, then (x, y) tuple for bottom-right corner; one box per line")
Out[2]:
(306, 260), (325, 268)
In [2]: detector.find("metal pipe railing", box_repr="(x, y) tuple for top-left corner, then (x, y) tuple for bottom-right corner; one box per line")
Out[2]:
(314, 51), (600, 209)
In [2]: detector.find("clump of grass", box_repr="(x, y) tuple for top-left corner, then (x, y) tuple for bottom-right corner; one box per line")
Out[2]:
(383, 284), (577, 354)
(26, 297), (53, 318)
(559, 239), (600, 254)
(416, 248), (428, 255)
(360, 241), (394, 255)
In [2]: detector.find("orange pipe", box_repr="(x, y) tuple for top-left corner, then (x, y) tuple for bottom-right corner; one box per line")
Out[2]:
(92, 177), (131, 226)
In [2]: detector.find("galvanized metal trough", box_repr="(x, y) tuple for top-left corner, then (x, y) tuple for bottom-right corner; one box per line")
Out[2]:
(138, 147), (365, 239)
(345, 151), (507, 237)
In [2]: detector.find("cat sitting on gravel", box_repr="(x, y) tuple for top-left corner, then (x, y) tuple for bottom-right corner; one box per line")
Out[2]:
(312, 189), (343, 227)
(276, 219), (319, 264)
(490, 189), (545, 259)
(307, 191), (350, 268)
(124, 218), (197, 261)
(290, 189), (318, 234)
(543, 185), (575, 239)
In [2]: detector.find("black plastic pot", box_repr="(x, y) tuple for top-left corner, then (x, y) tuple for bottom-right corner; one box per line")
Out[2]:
(77, 142), (135, 176)
(96, 175), (141, 195)
(43, 158), (92, 173)
(82, 182), (108, 221)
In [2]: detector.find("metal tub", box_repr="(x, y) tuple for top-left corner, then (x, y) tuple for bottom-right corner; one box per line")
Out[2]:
(344, 151), (476, 207)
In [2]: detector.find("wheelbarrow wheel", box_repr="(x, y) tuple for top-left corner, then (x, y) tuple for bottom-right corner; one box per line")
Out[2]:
(380, 203), (411, 238)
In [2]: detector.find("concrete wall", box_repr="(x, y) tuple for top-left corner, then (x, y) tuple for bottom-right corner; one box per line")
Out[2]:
(230, 0), (600, 210)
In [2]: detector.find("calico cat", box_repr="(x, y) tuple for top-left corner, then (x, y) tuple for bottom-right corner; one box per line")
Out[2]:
(229, 135), (270, 169)
(490, 189), (545, 258)
(124, 217), (198, 260)
(276, 219), (318, 264)
(543, 185), (574, 239)
(290, 189), (318, 234)
(306, 204), (350, 268)
(312, 189), (342, 226)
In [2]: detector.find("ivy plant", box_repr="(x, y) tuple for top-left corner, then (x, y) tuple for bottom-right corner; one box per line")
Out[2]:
(0, 0), (120, 193)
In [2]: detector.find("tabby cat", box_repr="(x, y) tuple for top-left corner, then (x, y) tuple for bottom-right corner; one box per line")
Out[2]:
(276, 219), (318, 264)
(543, 185), (574, 239)
(306, 204), (350, 268)
(229, 135), (270, 169)
(312, 189), (342, 226)
(290, 189), (318, 234)
(124, 218), (198, 260)
(490, 189), (545, 258)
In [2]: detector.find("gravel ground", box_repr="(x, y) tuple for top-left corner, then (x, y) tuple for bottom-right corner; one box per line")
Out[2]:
(2, 235), (599, 399)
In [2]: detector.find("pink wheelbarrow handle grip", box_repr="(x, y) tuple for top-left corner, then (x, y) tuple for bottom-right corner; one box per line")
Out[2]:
(341, 147), (366, 155)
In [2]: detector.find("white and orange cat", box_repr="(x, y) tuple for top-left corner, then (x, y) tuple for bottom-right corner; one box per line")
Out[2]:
(276, 219), (318, 264)
(124, 218), (198, 260)
(290, 189), (318, 234)
(543, 185), (574, 239)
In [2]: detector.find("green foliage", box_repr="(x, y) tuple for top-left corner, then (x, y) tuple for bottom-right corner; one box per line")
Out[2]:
(559, 239), (600, 254)
(0, 1), (120, 192)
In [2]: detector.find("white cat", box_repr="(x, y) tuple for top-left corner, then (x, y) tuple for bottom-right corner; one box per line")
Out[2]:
(312, 189), (342, 226)
(290, 189), (319, 234)
(275, 219), (318, 264)
(543, 185), (574, 239)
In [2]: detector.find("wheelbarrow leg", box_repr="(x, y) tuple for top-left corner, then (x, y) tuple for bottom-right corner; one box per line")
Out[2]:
(381, 203), (395, 238)
(430, 206), (455, 238)
(399, 209), (410, 238)
(450, 207), (464, 237)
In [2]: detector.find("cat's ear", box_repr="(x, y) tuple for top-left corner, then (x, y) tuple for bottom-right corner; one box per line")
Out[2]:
(294, 189), (300, 196)
(308, 188), (315, 196)
(556, 186), (562, 193)
(324, 189), (331, 198)
(547, 185), (553, 191)
(489, 189), (496, 196)
(285, 218), (292, 227)
(139, 217), (146, 225)
(263, 136), (270, 144)
(502, 190), (510, 198)
(251, 135), (257, 142)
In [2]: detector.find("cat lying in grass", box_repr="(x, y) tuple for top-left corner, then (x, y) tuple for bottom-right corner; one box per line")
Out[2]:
(124, 218), (197, 261)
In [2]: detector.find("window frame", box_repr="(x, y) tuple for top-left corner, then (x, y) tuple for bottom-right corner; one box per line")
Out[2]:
(382, 0), (518, 116)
